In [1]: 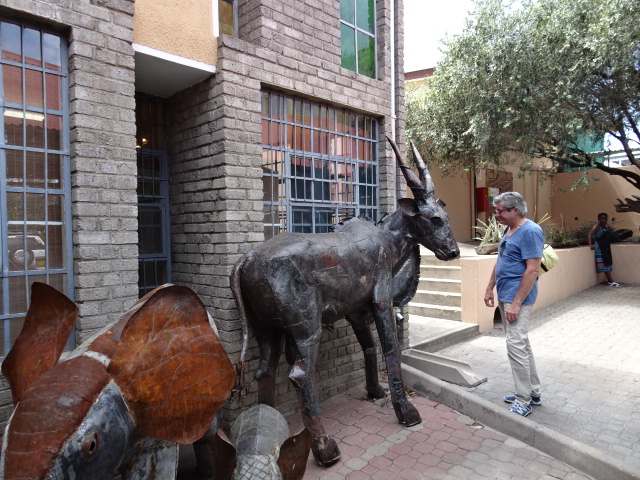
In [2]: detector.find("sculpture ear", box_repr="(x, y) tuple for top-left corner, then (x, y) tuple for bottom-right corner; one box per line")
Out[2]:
(1, 282), (77, 404)
(211, 429), (238, 480)
(108, 285), (235, 444)
(277, 428), (313, 480)
(398, 198), (420, 216)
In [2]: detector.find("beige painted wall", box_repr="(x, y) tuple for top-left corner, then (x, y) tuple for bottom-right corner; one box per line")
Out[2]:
(133, 0), (217, 65)
(460, 243), (640, 332)
(427, 162), (554, 242)
(550, 166), (640, 235)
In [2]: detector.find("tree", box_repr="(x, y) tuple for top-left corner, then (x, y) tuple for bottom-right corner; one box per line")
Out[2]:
(407, 0), (640, 212)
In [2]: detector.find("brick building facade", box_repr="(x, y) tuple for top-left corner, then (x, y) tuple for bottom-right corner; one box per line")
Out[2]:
(0, 0), (407, 426)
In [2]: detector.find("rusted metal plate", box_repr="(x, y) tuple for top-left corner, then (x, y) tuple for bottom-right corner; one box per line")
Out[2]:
(2, 356), (111, 479)
(277, 428), (312, 480)
(1, 282), (78, 405)
(108, 285), (235, 444)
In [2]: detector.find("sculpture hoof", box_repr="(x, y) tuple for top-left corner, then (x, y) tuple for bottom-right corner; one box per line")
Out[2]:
(367, 384), (386, 400)
(401, 402), (422, 427)
(312, 435), (341, 466)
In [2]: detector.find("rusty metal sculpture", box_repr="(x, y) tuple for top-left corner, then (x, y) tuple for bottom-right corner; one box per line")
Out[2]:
(194, 404), (312, 480)
(0, 282), (235, 480)
(230, 138), (460, 466)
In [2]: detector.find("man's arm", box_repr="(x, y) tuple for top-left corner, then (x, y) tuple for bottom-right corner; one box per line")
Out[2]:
(484, 265), (497, 308)
(504, 257), (541, 323)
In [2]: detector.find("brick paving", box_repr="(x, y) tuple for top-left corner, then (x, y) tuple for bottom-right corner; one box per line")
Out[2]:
(291, 388), (592, 480)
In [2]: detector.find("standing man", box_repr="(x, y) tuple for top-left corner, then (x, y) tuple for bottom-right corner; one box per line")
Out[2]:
(484, 192), (544, 417)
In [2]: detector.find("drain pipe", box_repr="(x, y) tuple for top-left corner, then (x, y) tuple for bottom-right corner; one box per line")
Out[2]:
(390, 0), (398, 210)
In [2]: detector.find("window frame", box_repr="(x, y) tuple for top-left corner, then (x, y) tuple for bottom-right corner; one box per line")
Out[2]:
(261, 90), (379, 239)
(0, 17), (73, 357)
(339, 0), (377, 79)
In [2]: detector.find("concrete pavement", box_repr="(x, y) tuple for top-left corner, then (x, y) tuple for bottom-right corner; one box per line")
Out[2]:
(425, 282), (640, 479)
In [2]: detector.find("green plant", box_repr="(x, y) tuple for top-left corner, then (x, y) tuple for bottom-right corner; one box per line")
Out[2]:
(473, 215), (503, 245)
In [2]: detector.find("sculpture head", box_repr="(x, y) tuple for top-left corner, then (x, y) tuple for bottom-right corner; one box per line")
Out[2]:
(209, 404), (312, 480)
(0, 283), (235, 480)
(388, 138), (460, 261)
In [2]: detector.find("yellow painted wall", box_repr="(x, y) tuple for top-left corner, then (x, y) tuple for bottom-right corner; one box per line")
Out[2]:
(133, 0), (217, 65)
(550, 166), (640, 236)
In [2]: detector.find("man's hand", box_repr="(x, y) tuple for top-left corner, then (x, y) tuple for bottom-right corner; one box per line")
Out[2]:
(484, 290), (494, 308)
(505, 303), (521, 323)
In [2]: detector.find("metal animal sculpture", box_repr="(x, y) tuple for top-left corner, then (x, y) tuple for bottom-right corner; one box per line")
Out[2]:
(194, 404), (312, 480)
(0, 282), (235, 480)
(230, 138), (459, 466)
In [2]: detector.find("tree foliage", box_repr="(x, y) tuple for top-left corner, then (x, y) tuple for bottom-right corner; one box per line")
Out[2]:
(407, 0), (640, 201)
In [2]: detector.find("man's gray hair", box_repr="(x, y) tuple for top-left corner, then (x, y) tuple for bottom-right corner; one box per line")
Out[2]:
(494, 191), (527, 217)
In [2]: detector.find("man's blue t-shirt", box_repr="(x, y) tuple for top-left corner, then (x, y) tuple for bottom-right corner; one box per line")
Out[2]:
(495, 219), (544, 305)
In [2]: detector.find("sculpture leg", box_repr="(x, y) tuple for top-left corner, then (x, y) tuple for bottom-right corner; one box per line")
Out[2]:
(288, 336), (340, 466)
(254, 328), (284, 406)
(373, 308), (421, 427)
(350, 317), (386, 399)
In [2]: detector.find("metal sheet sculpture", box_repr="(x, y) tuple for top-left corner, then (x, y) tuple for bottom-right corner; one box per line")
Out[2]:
(0, 282), (235, 480)
(230, 138), (460, 465)
(195, 404), (312, 480)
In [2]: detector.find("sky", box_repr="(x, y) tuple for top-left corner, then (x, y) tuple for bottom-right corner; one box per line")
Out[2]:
(404, 0), (474, 72)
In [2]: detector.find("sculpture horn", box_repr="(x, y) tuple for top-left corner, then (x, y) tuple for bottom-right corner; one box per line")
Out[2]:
(410, 140), (435, 195)
(387, 136), (422, 190)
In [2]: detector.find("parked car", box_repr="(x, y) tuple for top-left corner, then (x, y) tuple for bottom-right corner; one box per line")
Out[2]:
(7, 235), (45, 270)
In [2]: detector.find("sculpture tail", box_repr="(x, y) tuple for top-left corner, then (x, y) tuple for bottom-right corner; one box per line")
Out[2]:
(230, 253), (250, 401)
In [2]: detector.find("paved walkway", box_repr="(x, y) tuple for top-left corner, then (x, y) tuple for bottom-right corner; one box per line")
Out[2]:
(178, 283), (639, 479)
(433, 282), (640, 475)
(294, 390), (593, 480)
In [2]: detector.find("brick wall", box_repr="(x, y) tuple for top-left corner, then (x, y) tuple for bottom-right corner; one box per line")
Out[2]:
(0, 0), (138, 427)
(166, 0), (407, 421)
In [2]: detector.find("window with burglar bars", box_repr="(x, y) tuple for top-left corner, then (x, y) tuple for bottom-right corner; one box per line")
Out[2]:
(0, 18), (72, 358)
(261, 90), (378, 239)
(135, 95), (171, 298)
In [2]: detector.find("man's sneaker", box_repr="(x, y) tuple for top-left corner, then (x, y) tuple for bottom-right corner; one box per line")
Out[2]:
(504, 395), (542, 406)
(509, 402), (532, 417)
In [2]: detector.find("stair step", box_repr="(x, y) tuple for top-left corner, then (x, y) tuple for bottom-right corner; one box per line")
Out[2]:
(419, 255), (461, 267)
(412, 290), (461, 307)
(407, 302), (462, 321)
(419, 265), (461, 280)
(418, 278), (461, 293)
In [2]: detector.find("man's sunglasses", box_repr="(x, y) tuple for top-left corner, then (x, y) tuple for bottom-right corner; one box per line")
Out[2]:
(499, 240), (507, 256)
(495, 207), (514, 214)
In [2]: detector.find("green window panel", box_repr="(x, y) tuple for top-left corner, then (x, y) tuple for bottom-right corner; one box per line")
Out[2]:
(340, 0), (376, 78)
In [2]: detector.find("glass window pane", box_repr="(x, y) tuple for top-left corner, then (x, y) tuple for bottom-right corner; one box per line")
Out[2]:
(356, 0), (375, 33)
(25, 68), (43, 108)
(3, 64), (22, 104)
(7, 191), (24, 222)
(43, 33), (62, 71)
(46, 113), (63, 150)
(23, 28), (41, 68)
(4, 108), (24, 146)
(357, 31), (376, 78)
(45, 73), (61, 110)
(26, 193), (45, 222)
(340, 24), (356, 71)
(340, 0), (355, 23)
(218, 0), (235, 36)
(1, 22), (21, 62)
(26, 150), (45, 188)
(6, 149), (23, 187)
(25, 110), (45, 148)
(48, 153), (63, 189)
(47, 223), (65, 269)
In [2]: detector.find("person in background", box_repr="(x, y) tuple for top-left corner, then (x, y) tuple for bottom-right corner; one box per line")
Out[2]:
(484, 192), (544, 417)
(588, 212), (620, 287)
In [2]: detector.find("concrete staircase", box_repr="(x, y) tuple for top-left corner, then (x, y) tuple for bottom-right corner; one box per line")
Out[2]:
(408, 247), (462, 321)
(405, 246), (480, 353)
